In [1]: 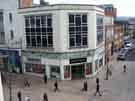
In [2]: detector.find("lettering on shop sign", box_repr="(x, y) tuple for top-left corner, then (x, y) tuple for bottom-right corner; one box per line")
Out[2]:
(27, 58), (41, 63)
(70, 58), (87, 64)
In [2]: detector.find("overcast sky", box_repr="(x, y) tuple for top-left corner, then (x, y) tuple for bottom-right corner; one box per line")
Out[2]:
(34, 0), (135, 17)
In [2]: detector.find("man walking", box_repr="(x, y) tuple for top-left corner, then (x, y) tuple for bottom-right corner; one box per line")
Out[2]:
(43, 93), (48, 101)
(43, 74), (47, 84)
(94, 77), (102, 96)
(123, 65), (127, 73)
(82, 80), (88, 92)
(54, 80), (59, 92)
(17, 91), (22, 101)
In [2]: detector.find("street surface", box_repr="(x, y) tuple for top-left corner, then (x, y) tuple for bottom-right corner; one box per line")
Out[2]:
(2, 53), (135, 101)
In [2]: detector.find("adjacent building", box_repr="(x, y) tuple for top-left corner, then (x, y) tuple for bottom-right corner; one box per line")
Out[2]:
(0, 0), (22, 72)
(114, 25), (124, 51)
(19, 4), (105, 80)
(115, 17), (129, 36)
(128, 18), (135, 38)
(99, 4), (116, 63)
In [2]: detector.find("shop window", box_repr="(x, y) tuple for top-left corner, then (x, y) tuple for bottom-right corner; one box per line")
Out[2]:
(99, 57), (103, 68)
(95, 60), (98, 72)
(33, 64), (43, 73)
(69, 14), (88, 48)
(50, 66), (60, 79)
(9, 13), (13, 23)
(86, 63), (92, 75)
(25, 63), (43, 74)
(10, 30), (14, 40)
(64, 65), (70, 78)
(25, 63), (32, 72)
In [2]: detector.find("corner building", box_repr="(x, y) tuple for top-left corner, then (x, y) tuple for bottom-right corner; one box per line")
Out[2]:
(19, 4), (105, 80)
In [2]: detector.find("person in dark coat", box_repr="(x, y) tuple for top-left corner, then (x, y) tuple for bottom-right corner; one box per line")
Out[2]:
(54, 80), (59, 92)
(95, 77), (102, 96)
(43, 93), (48, 101)
(96, 77), (99, 85)
(43, 74), (47, 84)
(123, 65), (127, 72)
(82, 80), (88, 91)
(17, 91), (22, 101)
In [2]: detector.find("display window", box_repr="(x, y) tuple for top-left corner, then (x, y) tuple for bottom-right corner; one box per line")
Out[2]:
(64, 65), (70, 78)
(85, 63), (92, 75)
(50, 66), (60, 79)
(25, 63), (44, 74)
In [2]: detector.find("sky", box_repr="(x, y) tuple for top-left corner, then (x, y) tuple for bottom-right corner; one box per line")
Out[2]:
(34, 0), (135, 17)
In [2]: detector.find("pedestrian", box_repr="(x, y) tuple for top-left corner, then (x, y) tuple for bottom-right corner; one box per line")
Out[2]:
(82, 80), (88, 92)
(123, 65), (127, 73)
(43, 74), (47, 84)
(43, 93), (48, 101)
(17, 91), (22, 101)
(96, 77), (99, 85)
(54, 80), (59, 92)
(94, 77), (102, 96)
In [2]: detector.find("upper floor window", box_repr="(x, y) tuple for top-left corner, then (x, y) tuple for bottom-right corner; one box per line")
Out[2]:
(0, 12), (3, 22)
(25, 15), (53, 48)
(9, 13), (13, 23)
(96, 15), (104, 45)
(69, 14), (88, 48)
(0, 32), (5, 44)
(10, 30), (14, 40)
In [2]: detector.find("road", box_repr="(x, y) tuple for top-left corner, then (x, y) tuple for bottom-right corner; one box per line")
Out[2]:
(2, 59), (135, 101)
(126, 49), (135, 61)
(128, 62), (135, 100)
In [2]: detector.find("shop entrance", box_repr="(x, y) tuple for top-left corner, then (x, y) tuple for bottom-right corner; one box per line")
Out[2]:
(71, 64), (85, 79)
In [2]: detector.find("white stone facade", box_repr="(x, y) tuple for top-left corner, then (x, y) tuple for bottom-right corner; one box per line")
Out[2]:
(0, 0), (23, 48)
(19, 4), (105, 80)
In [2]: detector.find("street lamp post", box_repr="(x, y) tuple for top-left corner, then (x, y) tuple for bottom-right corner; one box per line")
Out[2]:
(7, 40), (13, 101)
(105, 25), (110, 80)
(104, 24), (114, 80)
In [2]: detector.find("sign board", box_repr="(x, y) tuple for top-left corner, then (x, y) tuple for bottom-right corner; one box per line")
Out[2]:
(70, 58), (87, 64)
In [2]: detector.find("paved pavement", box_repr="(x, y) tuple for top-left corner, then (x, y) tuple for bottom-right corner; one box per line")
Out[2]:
(2, 55), (134, 101)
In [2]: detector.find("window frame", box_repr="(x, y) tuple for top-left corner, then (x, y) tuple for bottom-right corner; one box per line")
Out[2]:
(68, 13), (88, 48)
(25, 14), (53, 48)
(96, 14), (104, 45)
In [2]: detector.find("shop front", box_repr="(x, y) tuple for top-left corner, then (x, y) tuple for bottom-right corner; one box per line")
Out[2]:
(0, 49), (21, 72)
(63, 58), (93, 80)
(0, 55), (8, 72)
(25, 58), (45, 74)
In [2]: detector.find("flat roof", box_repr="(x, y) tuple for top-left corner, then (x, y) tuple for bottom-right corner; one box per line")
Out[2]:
(18, 4), (104, 14)
(19, 4), (98, 9)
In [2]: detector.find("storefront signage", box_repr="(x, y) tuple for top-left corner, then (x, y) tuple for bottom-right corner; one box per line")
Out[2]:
(27, 58), (41, 64)
(70, 58), (87, 64)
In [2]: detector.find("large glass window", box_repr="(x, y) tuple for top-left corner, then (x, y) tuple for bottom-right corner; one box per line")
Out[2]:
(25, 63), (44, 74)
(50, 66), (60, 79)
(95, 60), (98, 72)
(96, 15), (104, 45)
(10, 30), (14, 40)
(69, 14), (88, 48)
(86, 63), (92, 75)
(0, 32), (5, 44)
(99, 57), (103, 68)
(64, 65), (70, 78)
(25, 15), (53, 48)
(9, 13), (13, 23)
